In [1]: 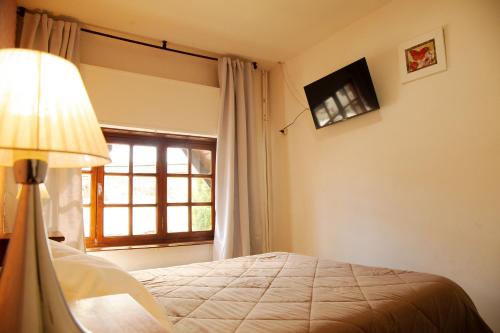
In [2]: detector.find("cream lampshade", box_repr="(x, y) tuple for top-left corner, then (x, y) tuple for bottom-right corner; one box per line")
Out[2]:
(0, 48), (110, 167)
(0, 48), (110, 333)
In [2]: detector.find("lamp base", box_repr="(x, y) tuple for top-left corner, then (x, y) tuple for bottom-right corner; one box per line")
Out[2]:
(0, 160), (88, 333)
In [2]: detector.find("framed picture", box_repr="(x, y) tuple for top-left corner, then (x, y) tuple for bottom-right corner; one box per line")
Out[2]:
(399, 27), (447, 83)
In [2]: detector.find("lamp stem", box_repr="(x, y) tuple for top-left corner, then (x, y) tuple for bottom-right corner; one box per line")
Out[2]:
(0, 159), (88, 333)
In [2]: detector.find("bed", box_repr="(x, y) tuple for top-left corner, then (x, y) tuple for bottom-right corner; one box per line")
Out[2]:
(131, 252), (492, 333)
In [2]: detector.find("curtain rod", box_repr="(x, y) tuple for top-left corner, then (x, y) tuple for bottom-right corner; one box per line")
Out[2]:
(80, 28), (219, 62)
(16, 6), (258, 69)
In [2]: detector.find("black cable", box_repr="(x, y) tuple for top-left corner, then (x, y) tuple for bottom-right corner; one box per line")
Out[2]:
(278, 63), (310, 134)
(81, 28), (218, 61)
(280, 62), (308, 109)
(279, 108), (309, 134)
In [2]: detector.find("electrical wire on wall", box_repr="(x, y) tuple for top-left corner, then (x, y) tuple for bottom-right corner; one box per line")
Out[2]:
(279, 108), (308, 134)
(279, 62), (310, 135)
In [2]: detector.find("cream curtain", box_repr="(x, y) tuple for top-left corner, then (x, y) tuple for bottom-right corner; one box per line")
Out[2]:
(3, 12), (85, 250)
(19, 12), (80, 64)
(213, 57), (271, 260)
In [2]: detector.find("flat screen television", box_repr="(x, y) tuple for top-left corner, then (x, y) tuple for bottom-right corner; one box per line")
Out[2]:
(304, 58), (380, 129)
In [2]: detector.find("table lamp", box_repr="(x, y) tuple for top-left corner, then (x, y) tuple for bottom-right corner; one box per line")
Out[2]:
(0, 49), (110, 332)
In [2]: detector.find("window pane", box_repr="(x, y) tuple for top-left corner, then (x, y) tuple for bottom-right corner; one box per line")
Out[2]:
(133, 176), (156, 204)
(133, 145), (157, 173)
(133, 207), (156, 235)
(192, 178), (211, 203)
(191, 149), (211, 174)
(192, 206), (211, 231)
(104, 176), (129, 204)
(83, 206), (90, 237)
(82, 174), (91, 205)
(167, 147), (188, 174)
(82, 167), (91, 172)
(167, 206), (188, 233)
(103, 207), (129, 236)
(167, 177), (188, 203)
(105, 144), (130, 173)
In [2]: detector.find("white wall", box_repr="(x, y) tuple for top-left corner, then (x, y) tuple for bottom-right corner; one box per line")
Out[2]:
(269, 0), (500, 330)
(80, 64), (219, 270)
(80, 31), (219, 87)
(90, 244), (212, 271)
(80, 64), (219, 136)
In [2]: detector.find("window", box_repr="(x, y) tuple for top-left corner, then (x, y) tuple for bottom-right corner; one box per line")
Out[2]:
(83, 128), (216, 248)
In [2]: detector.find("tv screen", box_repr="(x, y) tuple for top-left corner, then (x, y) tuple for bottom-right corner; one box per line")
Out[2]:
(304, 58), (380, 129)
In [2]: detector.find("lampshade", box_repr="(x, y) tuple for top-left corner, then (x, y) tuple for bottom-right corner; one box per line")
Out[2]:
(0, 48), (110, 167)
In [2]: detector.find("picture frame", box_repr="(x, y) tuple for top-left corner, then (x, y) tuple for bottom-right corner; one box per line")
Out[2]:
(399, 27), (447, 83)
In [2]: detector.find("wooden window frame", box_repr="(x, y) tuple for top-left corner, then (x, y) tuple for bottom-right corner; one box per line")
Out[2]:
(85, 128), (216, 249)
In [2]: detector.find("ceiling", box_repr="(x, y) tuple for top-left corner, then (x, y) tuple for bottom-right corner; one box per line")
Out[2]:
(18, 0), (390, 62)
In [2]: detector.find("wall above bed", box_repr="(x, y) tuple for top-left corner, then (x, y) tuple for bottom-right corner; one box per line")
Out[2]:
(269, 0), (500, 330)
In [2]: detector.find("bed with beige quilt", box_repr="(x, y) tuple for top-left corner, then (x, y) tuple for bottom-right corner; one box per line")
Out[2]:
(131, 252), (492, 333)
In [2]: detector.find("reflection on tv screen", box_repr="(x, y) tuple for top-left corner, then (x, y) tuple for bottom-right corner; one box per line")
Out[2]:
(312, 81), (374, 127)
(304, 58), (379, 129)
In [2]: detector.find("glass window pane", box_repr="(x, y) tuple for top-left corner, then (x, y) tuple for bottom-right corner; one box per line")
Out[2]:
(133, 145), (157, 173)
(191, 149), (211, 174)
(81, 167), (91, 172)
(103, 207), (129, 236)
(167, 206), (188, 233)
(83, 206), (90, 237)
(82, 174), (91, 205)
(167, 147), (188, 174)
(192, 206), (211, 231)
(192, 178), (211, 203)
(104, 176), (129, 204)
(105, 144), (130, 173)
(167, 177), (188, 203)
(133, 207), (156, 235)
(133, 177), (156, 204)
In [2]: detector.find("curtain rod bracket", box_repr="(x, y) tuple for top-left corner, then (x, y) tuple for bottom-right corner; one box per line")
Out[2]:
(162, 40), (167, 49)
(17, 6), (26, 17)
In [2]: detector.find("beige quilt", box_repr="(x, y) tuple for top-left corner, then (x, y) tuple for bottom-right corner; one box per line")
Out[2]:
(131, 252), (492, 333)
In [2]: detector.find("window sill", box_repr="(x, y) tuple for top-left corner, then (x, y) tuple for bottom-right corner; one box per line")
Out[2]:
(85, 240), (213, 252)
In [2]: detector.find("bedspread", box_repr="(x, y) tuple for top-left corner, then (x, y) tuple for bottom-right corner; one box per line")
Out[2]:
(131, 252), (491, 333)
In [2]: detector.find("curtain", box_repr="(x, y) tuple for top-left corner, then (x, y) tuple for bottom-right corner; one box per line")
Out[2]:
(19, 12), (80, 64)
(213, 57), (271, 260)
(3, 12), (85, 250)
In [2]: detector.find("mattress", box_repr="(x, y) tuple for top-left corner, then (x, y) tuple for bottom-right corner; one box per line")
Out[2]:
(131, 252), (492, 333)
